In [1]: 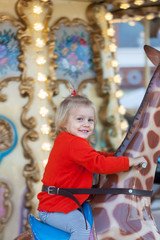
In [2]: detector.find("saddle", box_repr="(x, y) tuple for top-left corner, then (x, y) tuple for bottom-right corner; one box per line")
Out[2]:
(29, 202), (94, 240)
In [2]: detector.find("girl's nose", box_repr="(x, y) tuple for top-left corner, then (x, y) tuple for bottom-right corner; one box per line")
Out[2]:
(83, 120), (89, 126)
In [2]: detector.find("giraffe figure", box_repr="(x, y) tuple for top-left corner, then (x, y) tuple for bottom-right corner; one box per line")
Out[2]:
(90, 45), (160, 239)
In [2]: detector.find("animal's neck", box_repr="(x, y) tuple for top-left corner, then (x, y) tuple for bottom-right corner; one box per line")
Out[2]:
(91, 65), (160, 239)
(112, 65), (160, 190)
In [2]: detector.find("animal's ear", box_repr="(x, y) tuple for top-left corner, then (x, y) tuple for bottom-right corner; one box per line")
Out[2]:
(144, 45), (160, 67)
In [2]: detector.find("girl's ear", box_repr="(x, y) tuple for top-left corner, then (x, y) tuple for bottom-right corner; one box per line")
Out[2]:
(62, 125), (67, 132)
(88, 132), (96, 147)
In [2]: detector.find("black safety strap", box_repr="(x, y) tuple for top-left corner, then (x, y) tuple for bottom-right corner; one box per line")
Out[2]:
(42, 185), (152, 230)
(42, 185), (153, 197)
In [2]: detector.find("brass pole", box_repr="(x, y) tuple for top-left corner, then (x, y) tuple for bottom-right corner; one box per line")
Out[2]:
(144, 18), (150, 89)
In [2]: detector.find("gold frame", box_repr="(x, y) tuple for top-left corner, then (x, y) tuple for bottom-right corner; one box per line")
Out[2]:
(0, 181), (12, 233)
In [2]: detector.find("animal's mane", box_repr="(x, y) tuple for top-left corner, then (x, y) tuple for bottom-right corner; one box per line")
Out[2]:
(115, 69), (156, 157)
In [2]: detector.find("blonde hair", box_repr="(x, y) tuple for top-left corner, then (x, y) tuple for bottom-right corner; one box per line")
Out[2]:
(55, 95), (96, 136)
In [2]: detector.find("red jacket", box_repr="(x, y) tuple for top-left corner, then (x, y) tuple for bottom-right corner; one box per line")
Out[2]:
(37, 132), (129, 213)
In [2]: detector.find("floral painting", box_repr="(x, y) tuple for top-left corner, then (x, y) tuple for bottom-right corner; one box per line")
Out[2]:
(0, 23), (20, 78)
(54, 25), (96, 89)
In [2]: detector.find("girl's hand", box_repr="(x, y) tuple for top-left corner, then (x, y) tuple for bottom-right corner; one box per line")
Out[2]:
(129, 156), (147, 168)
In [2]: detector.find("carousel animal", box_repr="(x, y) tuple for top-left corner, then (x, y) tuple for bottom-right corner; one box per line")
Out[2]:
(91, 44), (160, 239)
(14, 44), (160, 240)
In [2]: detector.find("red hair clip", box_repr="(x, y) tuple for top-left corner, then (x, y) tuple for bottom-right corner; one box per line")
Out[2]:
(71, 90), (77, 96)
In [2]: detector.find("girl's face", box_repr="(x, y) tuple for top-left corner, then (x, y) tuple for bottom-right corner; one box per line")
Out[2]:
(65, 105), (95, 139)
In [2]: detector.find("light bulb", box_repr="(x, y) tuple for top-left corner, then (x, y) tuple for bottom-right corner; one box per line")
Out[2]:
(41, 142), (52, 151)
(114, 74), (122, 84)
(120, 3), (130, 9)
(34, 23), (44, 31)
(115, 90), (123, 98)
(41, 124), (51, 134)
(33, 5), (42, 14)
(105, 12), (113, 21)
(120, 119), (128, 131)
(38, 89), (48, 99)
(37, 72), (47, 82)
(134, 15), (143, 21)
(36, 56), (46, 65)
(146, 13), (155, 20)
(111, 59), (119, 68)
(36, 38), (45, 48)
(119, 105), (126, 115)
(39, 106), (49, 117)
(107, 28), (115, 37)
(128, 21), (136, 26)
(134, 0), (144, 5)
(109, 43), (117, 52)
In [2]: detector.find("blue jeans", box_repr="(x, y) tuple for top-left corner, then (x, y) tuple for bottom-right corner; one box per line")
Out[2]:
(39, 209), (91, 240)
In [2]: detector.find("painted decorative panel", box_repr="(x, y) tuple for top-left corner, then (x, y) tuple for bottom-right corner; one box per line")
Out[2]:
(0, 22), (21, 79)
(54, 24), (96, 90)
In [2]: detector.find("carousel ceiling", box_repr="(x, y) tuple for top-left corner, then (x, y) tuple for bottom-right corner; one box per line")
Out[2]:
(65, 0), (160, 19)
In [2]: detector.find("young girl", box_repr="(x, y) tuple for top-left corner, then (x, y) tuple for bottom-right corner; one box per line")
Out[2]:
(37, 94), (147, 240)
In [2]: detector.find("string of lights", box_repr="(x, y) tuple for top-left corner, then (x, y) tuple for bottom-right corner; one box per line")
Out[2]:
(32, 0), (51, 168)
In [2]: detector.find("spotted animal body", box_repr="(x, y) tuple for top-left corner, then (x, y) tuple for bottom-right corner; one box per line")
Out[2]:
(91, 45), (160, 240)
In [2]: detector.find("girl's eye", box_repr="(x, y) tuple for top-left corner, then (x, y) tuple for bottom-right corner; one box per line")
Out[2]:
(77, 117), (83, 121)
(88, 119), (94, 123)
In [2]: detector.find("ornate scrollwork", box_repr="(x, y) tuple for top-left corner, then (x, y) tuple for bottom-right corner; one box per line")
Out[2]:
(19, 77), (37, 129)
(0, 7), (39, 228)
(16, 0), (53, 231)
(86, 4), (104, 94)
(0, 15), (23, 27)
(87, 3), (125, 152)
(0, 77), (20, 102)
(0, 181), (12, 233)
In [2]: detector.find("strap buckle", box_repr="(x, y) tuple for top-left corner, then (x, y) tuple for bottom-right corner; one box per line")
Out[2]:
(48, 186), (59, 195)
